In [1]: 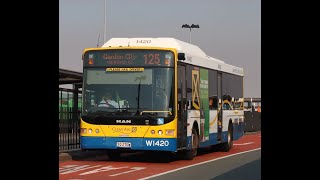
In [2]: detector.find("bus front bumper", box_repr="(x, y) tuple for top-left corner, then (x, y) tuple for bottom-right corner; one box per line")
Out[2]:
(80, 136), (177, 152)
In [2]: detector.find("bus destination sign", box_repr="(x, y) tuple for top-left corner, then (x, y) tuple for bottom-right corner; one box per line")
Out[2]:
(84, 50), (174, 67)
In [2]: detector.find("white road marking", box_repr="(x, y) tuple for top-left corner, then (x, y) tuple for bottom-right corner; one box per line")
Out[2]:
(60, 165), (102, 174)
(79, 166), (128, 175)
(109, 167), (146, 177)
(138, 148), (261, 180)
(234, 142), (254, 145)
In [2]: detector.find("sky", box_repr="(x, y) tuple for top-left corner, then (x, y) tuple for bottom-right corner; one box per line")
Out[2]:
(59, 0), (261, 98)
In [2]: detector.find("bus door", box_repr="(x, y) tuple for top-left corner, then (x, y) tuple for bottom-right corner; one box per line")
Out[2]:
(177, 65), (187, 149)
(217, 72), (223, 141)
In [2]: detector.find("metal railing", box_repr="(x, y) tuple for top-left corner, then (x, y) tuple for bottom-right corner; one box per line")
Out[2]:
(244, 111), (261, 132)
(59, 88), (81, 152)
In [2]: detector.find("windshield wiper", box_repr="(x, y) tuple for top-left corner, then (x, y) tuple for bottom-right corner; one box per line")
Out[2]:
(134, 107), (148, 116)
(135, 75), (147, 115)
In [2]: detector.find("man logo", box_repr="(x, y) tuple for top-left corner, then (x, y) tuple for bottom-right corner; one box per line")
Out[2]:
(132, 127), (137, 132)
(116, 120), (131, 123)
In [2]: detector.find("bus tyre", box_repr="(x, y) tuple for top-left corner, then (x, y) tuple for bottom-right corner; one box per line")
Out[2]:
(221, 123), (233, 152)
(107, 151), (121, 161)
(184, 128), (198, 160)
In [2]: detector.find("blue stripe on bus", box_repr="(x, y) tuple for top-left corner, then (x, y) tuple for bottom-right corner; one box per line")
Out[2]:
(80, 137), (177, 152)
(196, 131), (234, 148)
(187, 131), (229, 149)
(233, 122), (244, 140)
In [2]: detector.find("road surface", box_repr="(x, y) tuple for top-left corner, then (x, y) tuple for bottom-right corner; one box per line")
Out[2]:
(59, 132), (261, 180)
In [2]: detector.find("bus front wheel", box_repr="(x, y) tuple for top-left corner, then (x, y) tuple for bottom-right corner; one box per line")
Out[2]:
(184, 128), (198, 160)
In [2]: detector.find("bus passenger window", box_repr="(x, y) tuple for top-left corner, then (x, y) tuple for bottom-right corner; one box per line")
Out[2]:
(209, 96), (218, 110)
(187, 100), (191, 109)
(223, 103), (231, 110)
(209, 98), (213, 109)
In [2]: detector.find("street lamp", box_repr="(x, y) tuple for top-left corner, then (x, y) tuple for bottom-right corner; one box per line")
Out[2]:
(104, 0), (107, 43)
(182, 24), (200, 43)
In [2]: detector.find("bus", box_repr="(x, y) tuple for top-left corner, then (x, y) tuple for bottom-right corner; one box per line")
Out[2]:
(80, 38), (244, 160)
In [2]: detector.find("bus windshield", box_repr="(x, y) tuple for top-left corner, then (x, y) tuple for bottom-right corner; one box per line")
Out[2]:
(82, 67), (174, 118)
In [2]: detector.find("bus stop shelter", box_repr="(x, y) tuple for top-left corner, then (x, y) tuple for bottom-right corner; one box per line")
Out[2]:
(59, 68), (83, 85)
(59, 68), (83, 151)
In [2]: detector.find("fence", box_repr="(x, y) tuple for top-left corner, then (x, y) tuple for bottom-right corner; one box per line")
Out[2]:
(244, 111), (261, 132)
(59, 88), (81, 151)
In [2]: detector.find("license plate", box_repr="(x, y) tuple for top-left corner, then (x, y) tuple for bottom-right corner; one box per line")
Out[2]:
(116, 142), (131, 148)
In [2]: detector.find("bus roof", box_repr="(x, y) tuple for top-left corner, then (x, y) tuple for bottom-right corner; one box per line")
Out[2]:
(101, 37), (243, 76)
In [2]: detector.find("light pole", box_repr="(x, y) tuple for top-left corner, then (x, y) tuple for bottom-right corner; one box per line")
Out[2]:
(104, 0), (107, 43)
(182, 24), (200, 43)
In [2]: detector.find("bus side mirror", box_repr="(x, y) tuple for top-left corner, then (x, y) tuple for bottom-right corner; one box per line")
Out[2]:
(178, 53), (185, 61)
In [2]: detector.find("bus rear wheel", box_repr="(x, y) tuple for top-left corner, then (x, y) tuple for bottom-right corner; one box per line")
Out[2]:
(184, 128), (198, 160)
(220, 123), (233, 152)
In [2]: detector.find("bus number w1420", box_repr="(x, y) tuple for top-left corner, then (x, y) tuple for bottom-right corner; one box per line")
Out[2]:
(145, 140), (169, 146)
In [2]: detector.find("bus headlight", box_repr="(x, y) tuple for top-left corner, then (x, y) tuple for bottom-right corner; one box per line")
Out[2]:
(88, 128), (93, 134)
(95, 129), (99, 134)
(151, 130), (155, 134)
(80, 128), (87, 134)
(158, 130), (163, 135)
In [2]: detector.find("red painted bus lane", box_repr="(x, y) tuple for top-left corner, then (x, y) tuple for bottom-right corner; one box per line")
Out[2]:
(59, 132), (261, 180)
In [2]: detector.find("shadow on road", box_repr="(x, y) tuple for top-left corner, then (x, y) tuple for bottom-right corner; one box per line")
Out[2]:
(211, 158), (261, 180)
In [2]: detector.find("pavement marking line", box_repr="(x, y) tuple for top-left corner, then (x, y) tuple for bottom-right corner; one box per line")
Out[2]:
(234, 142), (254, 145)
(138, 148), (261, 180)
(109, 167), (146, 177)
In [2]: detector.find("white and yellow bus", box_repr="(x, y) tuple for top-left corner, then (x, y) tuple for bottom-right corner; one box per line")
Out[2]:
(80, 38), (244, 160)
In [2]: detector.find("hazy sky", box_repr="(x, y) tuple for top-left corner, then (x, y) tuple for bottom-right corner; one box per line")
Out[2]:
(59, 0), (261, 98)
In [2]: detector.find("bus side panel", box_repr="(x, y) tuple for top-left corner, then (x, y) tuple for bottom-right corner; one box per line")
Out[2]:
(187, 109), (233, 148)
(223, 110), (244, 141)
(198, 110), (219, 147)
(184, 109), (244, 148)
(209, 110), (218, 145)
(232, 122), (244, 140)
(232, 112), (244, 140)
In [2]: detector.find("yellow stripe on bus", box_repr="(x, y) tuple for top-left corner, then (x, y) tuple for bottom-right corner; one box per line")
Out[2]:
(209, 103), (223, 127)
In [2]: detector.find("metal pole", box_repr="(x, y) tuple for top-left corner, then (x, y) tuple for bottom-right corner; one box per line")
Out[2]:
(189, 28), (192, 43)
(104, 0), (106, 43)
(182, 24), (199, 44)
